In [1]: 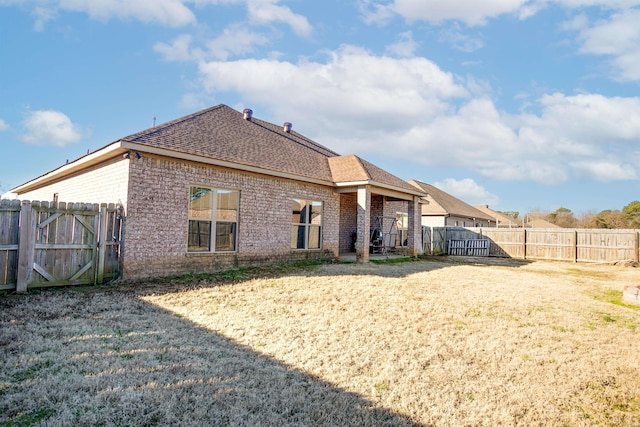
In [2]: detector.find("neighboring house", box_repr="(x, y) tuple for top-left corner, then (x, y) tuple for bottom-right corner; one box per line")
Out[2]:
(474, 205), (523, 228)
(11, 105), (425, 280)
(407, 180), (495, 227)
(524, 218), (561, 228)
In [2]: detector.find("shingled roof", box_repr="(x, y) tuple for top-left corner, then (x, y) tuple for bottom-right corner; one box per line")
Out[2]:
(122, 104), (339, 183)
(12, 104), (424, 197)
(122, 104), (420, 194)
(408, 180), (494, 221)
(328, 155), (422, 193)
(474, 205), (522, 227)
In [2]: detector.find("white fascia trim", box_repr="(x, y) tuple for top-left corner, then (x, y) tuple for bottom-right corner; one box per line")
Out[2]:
(11, 142), (127, 193)
(334, 180), (425, 199)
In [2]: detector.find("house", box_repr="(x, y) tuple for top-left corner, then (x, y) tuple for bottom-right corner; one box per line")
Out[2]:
(407, 180), (495, 227)
(11, 105), (425, 280)
(474, 205), (522, 228)
(524, 218), (561, 228)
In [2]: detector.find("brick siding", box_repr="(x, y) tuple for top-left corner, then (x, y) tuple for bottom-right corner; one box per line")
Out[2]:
(122, 155), (340, 279)
(17, 157), (129, 205)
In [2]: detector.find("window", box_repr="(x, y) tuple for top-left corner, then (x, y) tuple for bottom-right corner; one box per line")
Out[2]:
(291, 199), (322, 250)
(188, 186), (239, 252)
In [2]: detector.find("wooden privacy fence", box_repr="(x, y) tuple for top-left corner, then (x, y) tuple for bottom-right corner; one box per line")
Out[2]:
(423, 226), (640, 263)
(0, 200), (122, 293)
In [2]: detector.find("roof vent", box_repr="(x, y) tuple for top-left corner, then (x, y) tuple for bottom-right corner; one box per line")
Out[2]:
(243, 108), (253, 120)
(283, 122), (292, 133)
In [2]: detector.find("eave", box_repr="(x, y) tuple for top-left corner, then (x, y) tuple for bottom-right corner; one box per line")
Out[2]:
(333, 181), (426, 201)
(12, 140), (337, 194)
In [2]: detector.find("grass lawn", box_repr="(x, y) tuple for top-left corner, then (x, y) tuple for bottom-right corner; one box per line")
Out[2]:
(1, 257), (639, 426)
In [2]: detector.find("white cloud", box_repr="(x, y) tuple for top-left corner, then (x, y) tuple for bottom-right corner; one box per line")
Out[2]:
(191, 45), (640, 184)
(433, 177), (501, 206)
(360, 0), (640, 27)
(20, 110), (82, 147)
(569, 160), (637, 181)
(197, 45), (468, 137)
(4, 0), (196, 28)
(574, 8), (640, 81)
(205, 23), (271, 60)
(246, 0), (312, 37)
(0, 119), (9, 131)
(369, 0), (531, 26)
(438, 25), (484, 52)
(385, 31), (419, 57)
(357, 0), (396, 25)
(154, 34), (202, 61)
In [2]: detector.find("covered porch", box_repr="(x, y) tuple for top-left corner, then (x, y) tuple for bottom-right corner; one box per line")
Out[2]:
(336, 185), (424, 263)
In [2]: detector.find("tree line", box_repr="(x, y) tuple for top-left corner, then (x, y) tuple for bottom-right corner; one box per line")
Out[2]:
(501, 201), (640, 229)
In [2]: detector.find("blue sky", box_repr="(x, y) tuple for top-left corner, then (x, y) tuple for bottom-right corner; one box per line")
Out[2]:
(1, 0), (640, 216)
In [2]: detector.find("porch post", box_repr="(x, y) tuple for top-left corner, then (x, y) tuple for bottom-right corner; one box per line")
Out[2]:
(407, 195), (423, 256)
(356, 185), (371, 263)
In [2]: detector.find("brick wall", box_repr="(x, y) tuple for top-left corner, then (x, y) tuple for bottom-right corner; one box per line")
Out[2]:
(339, 193), (357, 253)
(17, 157), (129, 206)
(123, 155), (340, 279)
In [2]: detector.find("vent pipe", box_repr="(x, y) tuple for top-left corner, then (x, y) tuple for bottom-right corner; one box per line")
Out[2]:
(243, 108), (253, 120)
(283, 122), (292, 133)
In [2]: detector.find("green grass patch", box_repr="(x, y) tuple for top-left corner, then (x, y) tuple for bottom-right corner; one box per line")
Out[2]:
(1, 408), (54, 427)
(589, 288), (640, 311)
(11, 361), (52, 383)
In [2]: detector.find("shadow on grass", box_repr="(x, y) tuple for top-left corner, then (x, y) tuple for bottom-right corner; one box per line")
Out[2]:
(0, 288), (424, 426)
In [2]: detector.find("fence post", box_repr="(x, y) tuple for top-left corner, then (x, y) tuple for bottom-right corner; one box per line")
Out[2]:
(522, 229), (527, 260)
(16, 201), (37, 293)
(574, 230), (578, 263)
(635, 232), (639, 264)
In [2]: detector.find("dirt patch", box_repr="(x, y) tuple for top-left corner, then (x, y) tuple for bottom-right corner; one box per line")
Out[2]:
(1, 257), (639, 426)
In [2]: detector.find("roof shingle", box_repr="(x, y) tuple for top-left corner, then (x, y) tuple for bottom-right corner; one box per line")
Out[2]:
(408, 180), (494, 220)
(123, 104), (339, 182)
(124, 104), (420, 193)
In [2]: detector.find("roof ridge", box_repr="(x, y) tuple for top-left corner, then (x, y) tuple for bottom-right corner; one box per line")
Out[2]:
(350, 155), (373, 180)
(251, 118), (339, 158)
(121, 104), (226, 141)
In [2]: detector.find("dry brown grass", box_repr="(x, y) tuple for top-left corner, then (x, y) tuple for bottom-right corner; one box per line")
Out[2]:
(1, 257), (639, 426)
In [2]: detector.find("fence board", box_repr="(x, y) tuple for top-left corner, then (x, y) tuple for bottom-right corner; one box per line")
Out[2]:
(0, 200), (121, 292)
(0, 199), (20, 289)
(427, 226), (640, 264)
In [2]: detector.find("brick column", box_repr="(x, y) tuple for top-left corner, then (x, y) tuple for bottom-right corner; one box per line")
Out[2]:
(356, 186), (371, 263)
(407, 195), (423, 256)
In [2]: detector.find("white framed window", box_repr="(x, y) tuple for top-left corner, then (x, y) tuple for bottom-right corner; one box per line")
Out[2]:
(188, 186), (239, 253)
(291, 199), (323, 250)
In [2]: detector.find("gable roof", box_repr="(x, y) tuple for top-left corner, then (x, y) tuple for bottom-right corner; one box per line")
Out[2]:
(474, 205), (523, 227)
(407, 179), (494, 221)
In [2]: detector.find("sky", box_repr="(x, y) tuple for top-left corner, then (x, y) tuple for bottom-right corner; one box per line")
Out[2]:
(1, 0), (640, 216)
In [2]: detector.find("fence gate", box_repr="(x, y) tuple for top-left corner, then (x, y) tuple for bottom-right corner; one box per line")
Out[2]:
(11, 201), (122, 292)
(33, 203), (98, 286)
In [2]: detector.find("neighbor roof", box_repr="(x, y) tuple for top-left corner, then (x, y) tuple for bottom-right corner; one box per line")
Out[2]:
(408, 180), (494, 221)
(474, 205), (522, 227)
